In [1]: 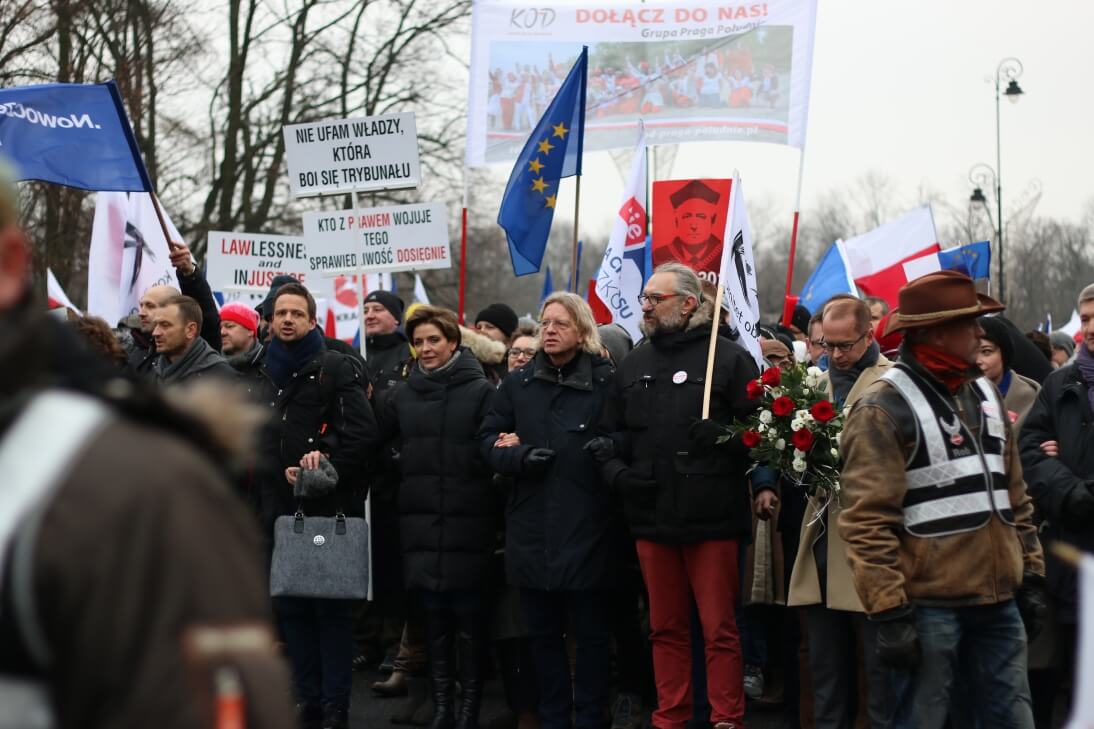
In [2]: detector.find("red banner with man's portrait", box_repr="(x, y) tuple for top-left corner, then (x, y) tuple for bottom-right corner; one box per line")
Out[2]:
(651, 178), (732, 284)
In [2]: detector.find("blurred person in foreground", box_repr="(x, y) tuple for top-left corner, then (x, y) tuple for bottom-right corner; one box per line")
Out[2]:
(839, 272), (1045, 729)
(0, 158), (293, 728)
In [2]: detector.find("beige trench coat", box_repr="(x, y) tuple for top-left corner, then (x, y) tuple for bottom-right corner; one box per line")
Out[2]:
(787, 356), (892, 612)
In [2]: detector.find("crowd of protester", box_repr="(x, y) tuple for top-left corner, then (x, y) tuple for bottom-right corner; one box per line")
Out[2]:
(1, 152), (1089, 729)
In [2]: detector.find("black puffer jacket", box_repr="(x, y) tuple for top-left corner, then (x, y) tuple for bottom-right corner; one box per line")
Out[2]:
(1019, 362), (1094, 621)
(381, 350), (496, 592)
(247, 343), (379, 533)
(608, 308), (759, 543)
(478, 349), (620, 591)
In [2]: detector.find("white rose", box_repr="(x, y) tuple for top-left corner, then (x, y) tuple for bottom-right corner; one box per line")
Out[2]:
(795, 409), (809, 421)
(771, 387), (784, 398)
(830, 448), (839, 458)
(835, 431), (843, 446)
(791, 419), (803, 432)
(793, 459), (808, 473)
(794, 448), (806, 459)
(759, 410), (773, 424)
(804, 375), (818, 388)
(758, 423), (766, 433)
(807, 366), (822, 378)
(775, 439), (786, 451)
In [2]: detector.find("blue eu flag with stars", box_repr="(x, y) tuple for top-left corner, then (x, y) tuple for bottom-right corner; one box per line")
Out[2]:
(498, 47), (587, 276)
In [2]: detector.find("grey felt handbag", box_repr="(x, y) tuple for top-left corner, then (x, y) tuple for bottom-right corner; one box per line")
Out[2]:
(270, 510), (369, 599)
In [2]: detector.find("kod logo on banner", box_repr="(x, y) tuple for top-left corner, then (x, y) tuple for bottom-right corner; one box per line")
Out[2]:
(510, 8), (556, 29)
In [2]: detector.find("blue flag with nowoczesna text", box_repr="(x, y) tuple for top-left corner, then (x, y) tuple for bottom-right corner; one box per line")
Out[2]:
(0, 80), (152, 192)
(498, 47), (587, 276)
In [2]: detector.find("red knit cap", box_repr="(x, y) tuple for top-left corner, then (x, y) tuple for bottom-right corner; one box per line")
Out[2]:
(220, 302), (258, 335)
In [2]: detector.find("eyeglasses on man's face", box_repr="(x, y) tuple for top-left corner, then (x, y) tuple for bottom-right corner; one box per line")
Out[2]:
(821, 332), (867, 353)
(637, 292), (680, 307)
(538, 319), (573, 332)
(508, 347), (537, 359)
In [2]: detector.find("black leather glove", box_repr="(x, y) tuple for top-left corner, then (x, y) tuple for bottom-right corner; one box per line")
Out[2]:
(583, 436), (617, 464)
(1015, 571), (1049, 643)
(522, 448), (557, 476)
(616, 468), (658, 492)
(688, 418), (726, 450)
(1061, 484), (1094, 530)
(872, 604), (919, 670)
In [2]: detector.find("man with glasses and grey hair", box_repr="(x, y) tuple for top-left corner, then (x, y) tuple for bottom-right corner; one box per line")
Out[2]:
(588, 262), (760, 729)
(786, 293), (894, 729)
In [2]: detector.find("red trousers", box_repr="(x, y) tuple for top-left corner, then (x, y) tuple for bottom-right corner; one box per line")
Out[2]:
(636, 539), (743, 729)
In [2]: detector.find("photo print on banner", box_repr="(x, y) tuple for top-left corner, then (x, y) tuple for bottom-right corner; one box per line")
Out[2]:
(466, 0), (817, 165)
(651, 178), (731, 284)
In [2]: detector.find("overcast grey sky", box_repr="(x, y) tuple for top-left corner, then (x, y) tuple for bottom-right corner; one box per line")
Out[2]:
(519, 0), (1094, 242)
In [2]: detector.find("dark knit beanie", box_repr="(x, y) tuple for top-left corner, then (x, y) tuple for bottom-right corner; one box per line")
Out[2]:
(257, 274), (301, 321)
(364, 290), (405, 324)
(978, 316), (1014, 371)
(475, 303), (519, 339)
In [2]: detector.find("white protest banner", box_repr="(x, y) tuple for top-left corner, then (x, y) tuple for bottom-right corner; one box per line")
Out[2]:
(302, 202), (451, 276)
(283, 112), (422, 197)
(467, 0), (817, 166)
(718, 173), (762, 370)
(206, 230), (312, 292)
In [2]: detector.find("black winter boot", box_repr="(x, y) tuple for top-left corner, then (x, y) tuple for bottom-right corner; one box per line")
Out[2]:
(296, 702), (323, 729)
(426, 610), (456, 729)
(454, 616), (486, 729)
(321, 703), (349, 729)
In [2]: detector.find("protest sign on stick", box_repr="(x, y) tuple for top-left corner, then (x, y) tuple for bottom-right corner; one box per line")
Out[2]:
(302, 202), (451, 277)
(283, 112), (422, 197)
(206, 231), (311, 293)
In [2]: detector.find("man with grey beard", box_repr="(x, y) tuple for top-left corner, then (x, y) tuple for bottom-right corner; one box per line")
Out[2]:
(589, 262), (761, 729)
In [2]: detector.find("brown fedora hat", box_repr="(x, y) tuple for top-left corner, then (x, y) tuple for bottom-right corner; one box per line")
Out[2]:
(883, 270), (1004, 336)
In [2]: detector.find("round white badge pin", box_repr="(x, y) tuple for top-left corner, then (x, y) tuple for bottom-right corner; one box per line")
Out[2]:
(672, 370), (688, 385)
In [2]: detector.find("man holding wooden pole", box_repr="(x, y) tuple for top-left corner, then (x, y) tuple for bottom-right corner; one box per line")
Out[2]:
(590, 262), (762, 729)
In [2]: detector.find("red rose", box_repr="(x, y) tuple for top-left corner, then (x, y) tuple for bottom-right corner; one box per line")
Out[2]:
(746, 379), (765, 400)
(741, 430), (762, 448)
(810, 400), (836, 423)
(791, 428), (815, 452)
(761, 366), (782, 386)
(771, 396), (795, 417)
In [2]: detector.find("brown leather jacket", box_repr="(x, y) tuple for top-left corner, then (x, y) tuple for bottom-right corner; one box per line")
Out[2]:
(837, 355), (1044, 615)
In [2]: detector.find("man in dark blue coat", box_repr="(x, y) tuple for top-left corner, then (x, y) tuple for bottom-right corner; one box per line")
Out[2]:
(479, 292), (619, 729)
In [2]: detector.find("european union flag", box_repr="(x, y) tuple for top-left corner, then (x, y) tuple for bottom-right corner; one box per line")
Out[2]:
(498, 47), (587, 276)
(0, 80), (152, 192)
(938, 240), (991, 280)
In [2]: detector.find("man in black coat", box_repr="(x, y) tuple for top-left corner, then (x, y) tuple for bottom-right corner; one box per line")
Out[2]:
(248, 282), (379, 729)
(126, 242), (222, 374)
(479, 292), (619, 729)
(1019, 282), (1094, 724)
(594, 262), (758, 729)
(364, 289), (412, 392)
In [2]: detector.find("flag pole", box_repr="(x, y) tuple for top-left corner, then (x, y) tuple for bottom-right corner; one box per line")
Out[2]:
(782, 151), (807, 321)
(702, 281), (725, 419)
(458, 173), (469, 325)
(570, 174), (582, 293)
(149, 192), (176, 248)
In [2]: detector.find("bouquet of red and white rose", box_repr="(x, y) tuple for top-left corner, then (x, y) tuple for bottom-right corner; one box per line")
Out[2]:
(720, 362), (844, 501)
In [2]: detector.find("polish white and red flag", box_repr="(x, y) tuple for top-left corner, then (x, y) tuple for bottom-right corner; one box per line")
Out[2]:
(591, 123), (647, 342)
(46, 268), (80, 313)
(841, 205), (940, 308)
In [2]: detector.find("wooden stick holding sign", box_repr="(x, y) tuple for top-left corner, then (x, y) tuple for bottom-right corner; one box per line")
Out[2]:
(701, 282), (725, 419)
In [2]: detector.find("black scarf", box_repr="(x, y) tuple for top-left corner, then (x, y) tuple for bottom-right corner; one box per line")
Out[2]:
(265, 327), (324, 387)
(828, 340), (880, 407)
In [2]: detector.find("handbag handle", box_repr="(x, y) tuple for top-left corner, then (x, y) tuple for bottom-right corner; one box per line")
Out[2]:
(292, 509), (305, 534)
(335, 511), (347, 535)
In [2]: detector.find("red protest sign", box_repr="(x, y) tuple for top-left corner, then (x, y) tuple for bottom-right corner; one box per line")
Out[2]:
(651, 179), (732, 284)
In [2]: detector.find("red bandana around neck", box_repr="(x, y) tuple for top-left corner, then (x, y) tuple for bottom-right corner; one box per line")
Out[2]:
(910, 343), (976, 393)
